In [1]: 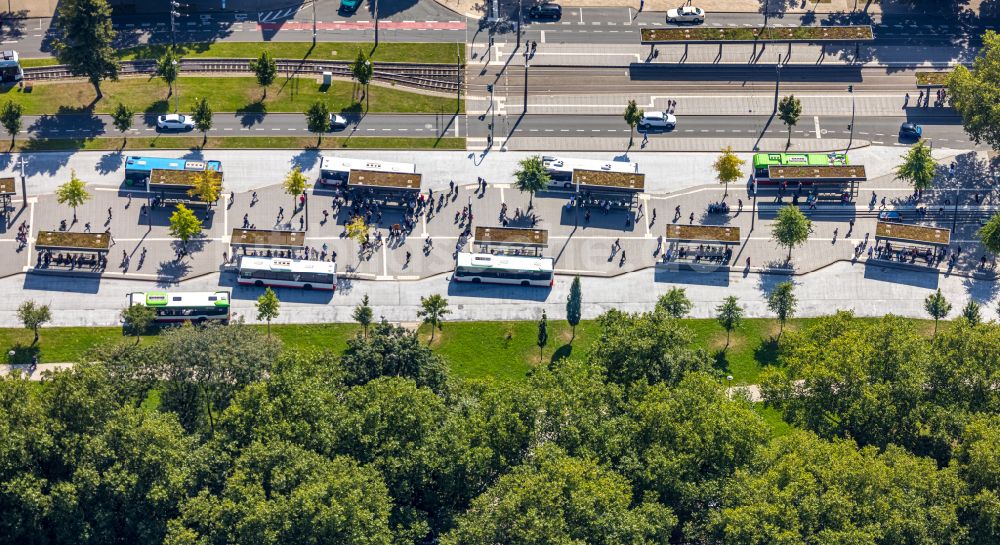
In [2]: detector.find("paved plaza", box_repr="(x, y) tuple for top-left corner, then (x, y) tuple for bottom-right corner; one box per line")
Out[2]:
(0, 146), (997, 326)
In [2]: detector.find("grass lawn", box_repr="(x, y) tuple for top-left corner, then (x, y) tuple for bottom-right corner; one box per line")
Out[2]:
(20, 42), (465, 67)
(1, 317), (940, 384)
(0, 76), (462, 116)
(16, 136), (466, 152)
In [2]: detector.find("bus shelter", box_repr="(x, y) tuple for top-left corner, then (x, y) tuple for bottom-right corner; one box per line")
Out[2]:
(231, 228), (308, 259)
(148, 168), (222, 208)
(571, 169), (644, 209)
(764, 164), (867, 203)
(474, 226), (548, 257)
(347, 169), (422, 208)
(871, 221), (949, 268)
(0, 177), (14, 214)
(663, 224), (740, 265)
(34, 231), (110, 271)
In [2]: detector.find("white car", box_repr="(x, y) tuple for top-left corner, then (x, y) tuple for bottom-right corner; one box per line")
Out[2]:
(667, 5), (705, 23)
(156, 114), (195, 131)
(638, 111), (677, 130)
(330, 113), (348, 130)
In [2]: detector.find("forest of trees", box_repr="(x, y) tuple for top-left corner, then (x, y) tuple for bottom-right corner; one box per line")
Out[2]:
(1, 308), (999, 545)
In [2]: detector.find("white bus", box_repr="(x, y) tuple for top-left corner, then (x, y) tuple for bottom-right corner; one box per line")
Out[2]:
(453, 252), (555, 287)
(237, 256), (337, 290)
(319, 156), (417, 185)
(126, 291), (231, 323)
(542, 156), (638, 188)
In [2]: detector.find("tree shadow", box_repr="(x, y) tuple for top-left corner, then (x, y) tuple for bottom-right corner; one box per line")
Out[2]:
(236, 101), (266, 128)
(754, 337), (781, 367)
(4, 342), (40, 365)
(712, 349), (730, 374)
(550, 343), (573, 364)
(96, 151), (125, 174)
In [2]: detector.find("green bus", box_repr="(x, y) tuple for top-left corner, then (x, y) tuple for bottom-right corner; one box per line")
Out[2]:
(126, 291), (231, 323)
(752, 152), (850, 182)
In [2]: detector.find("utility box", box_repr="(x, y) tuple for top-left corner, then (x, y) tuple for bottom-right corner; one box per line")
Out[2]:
(322, 71), (332, 86)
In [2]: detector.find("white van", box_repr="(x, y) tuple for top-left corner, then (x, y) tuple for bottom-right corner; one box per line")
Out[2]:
(638, 111), (676, 130)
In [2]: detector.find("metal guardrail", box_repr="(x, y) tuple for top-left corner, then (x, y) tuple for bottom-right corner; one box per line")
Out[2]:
(23, 58), (462, 93)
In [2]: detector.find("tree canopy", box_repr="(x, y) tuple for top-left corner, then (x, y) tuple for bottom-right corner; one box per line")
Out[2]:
(3, 304), (999, 545)
(948, 30), (1000, 150)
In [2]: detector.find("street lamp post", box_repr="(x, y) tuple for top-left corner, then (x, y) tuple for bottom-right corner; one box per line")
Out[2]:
(846, 85), (856, 151)
(172, 60), (179, 113)
(374, 0), (380, 49)
(772, 54), (782, 113)
(313, 0), (317, 44)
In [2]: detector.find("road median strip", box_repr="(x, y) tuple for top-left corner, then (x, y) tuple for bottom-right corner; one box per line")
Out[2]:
(640, 25), (874, 43)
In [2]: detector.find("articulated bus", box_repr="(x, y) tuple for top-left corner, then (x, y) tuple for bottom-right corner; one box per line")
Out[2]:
(124, 156), (223, 185)
(318, 156), (416, 185)
(453, 252), (555, 287)
(126, 291), (231, 323)
(237, 256), (337, 290)
(752, 152), (849, 183)
(542, 156), (638, 188)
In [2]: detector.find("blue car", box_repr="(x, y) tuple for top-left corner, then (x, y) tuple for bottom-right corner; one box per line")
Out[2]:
(900, 122), (922, 139)
(339, 0), (361, 14)
(879, 210), (902, 221)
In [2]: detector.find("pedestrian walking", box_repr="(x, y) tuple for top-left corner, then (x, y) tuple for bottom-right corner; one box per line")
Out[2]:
(737, 199), (743, 212)
(904, 92), (909, 108)
(689, 212), (694, 224)
(107, 207), (113, 221)
(848, 218), (855, 235)
(84, 222), (91, 232)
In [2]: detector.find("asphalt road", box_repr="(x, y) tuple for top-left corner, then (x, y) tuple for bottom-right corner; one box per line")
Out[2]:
(468, 113), (974, 147)
(3, 4), (996, 57)
(16, 111), (973, 148)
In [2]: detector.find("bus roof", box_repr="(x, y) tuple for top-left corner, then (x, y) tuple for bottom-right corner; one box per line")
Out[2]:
(543, 156), (638, 174)
(320, 156), (416, 174)
(136, 291), (230, 308)
(752, 152), (848, 169)
(125, 156), (222, 173)
(238, 256), (337, 275)
(456, 252), (554, 272)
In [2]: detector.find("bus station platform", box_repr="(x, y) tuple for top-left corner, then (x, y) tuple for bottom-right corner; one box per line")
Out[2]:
(869, 221), (950, 270)
(474, 226), (548, 257)
(571, 169), (645, 210)
(662, 224), (740, 268)
(230, 228), (309, 260)
(33, 231), (110, 273)
(347, 170), (422, 208)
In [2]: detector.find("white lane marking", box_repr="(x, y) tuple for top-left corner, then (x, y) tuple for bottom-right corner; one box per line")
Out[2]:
(541, 30), (546, 43)
(814, 116), (821, 139)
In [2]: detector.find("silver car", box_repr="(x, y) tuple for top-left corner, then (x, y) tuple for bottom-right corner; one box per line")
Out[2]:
(156, 113), (195, 131)
(667, 6), (705, 23)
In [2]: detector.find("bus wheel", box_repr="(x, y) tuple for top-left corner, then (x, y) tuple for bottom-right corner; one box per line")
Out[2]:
(254, 280), (264, 287)
(520, 281), (530, 287)
(564, 182), (572, 190)
(303, 284), (312, 290)
(472, 278), (481, 284)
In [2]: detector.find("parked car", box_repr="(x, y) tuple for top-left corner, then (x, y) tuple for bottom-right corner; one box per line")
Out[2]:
(899, 122), (922, 140)
(529, 3), (562, 20)
(666, 5), (705, 23)
(156, 114), (195, 131)
(878, 210), (902, 221)
(339, 0), (361, 14)
(330, 114), (348, 130)
(638, 111), (677, 131)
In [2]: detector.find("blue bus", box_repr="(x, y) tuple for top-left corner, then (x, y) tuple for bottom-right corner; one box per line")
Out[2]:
(124, 156), (223, 185)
